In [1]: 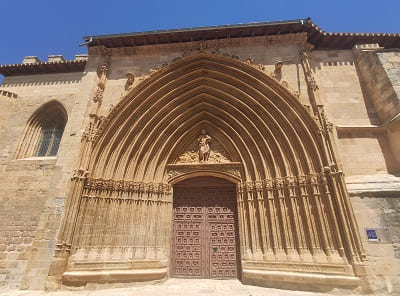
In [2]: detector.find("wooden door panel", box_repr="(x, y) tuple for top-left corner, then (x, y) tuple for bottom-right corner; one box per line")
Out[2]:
(173, 206), (204, 278)
(171, 177), (238, 279)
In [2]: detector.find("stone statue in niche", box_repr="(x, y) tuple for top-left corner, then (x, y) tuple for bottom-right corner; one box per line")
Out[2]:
(197, 129), (212, 162)
(271, 61), (289, 87)
(125, 72), (135, 91)
(271, 61), (283, 81)
(176, 130), (230, 164)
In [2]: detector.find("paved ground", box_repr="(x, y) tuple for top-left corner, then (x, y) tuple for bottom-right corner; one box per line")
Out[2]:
(0, 279), (351, 296)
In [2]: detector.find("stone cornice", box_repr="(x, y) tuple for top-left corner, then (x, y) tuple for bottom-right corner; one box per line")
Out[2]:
(336, 112), (400, 134)
(84, 18), (400, 50)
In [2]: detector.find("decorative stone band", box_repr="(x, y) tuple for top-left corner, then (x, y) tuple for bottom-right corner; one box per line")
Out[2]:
(237, 173), (328, 196)
(83, 178), (172, 196)
(167, 162), (242, 183)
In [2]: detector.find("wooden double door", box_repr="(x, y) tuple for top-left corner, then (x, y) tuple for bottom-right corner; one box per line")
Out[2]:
(171, 177), (239, 279)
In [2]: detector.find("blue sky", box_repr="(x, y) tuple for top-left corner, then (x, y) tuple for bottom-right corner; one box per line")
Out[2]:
(0, 0), (399, 66)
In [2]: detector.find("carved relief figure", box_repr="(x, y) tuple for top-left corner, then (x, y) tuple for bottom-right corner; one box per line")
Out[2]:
(271, 61), (283, 81)
(197, 129), (212, 162)
(125, 72), (135, 91)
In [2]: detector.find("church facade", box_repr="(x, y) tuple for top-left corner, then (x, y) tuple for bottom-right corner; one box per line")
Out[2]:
(0, 19), (399, 293)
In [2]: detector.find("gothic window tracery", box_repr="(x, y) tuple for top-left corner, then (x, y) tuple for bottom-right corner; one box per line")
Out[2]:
(15, 101), (67, 158)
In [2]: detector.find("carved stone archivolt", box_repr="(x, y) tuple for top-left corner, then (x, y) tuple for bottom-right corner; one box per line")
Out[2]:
(49, 53), (366, 288)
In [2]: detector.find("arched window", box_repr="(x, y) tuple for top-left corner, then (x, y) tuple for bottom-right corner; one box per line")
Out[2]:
(16, 101), (67, 159)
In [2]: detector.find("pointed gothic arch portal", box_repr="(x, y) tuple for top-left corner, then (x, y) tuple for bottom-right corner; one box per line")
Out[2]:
(59, 53), (366, 289)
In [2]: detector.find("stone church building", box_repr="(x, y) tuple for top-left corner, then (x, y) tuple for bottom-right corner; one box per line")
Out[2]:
(0, 19), (399, 293)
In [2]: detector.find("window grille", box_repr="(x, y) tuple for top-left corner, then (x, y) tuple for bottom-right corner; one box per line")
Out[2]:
(36, 126), (64, 157)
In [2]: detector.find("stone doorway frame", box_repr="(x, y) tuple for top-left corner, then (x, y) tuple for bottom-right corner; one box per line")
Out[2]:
(167, 163), (243, 279)
(170, 174), (242, 279)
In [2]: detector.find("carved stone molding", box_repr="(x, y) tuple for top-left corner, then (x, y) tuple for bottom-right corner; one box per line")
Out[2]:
(81, 114), (104, 143)
(317, 105), (334, 133)
(71, 169), (89, 181)
(300, 50), (319, 92)
(237, 173), (327, 195)
(93, 47), (112, 103)
(106, 32), (308, 58)
(167, 162), (242, 183)
(84, 178), (172, 195)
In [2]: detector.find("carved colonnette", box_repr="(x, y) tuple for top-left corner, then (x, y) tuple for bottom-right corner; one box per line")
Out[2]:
(236, 174), (351, 263)
(300, 48), (367, 269)
(236, 173), (362, 288)
(69, 179), (172, 263)
(55, 176), (172, 285)
(167, 160), (360, 282)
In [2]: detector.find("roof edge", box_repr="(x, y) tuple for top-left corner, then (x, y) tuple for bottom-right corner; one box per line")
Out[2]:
(83, 18), (308, 41)
(0, 59), (87, 77)
(81, 18), (400, 50)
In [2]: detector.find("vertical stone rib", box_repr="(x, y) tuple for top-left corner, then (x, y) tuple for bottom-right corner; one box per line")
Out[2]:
(145, 184), (156, 258)
(153, 185), (162, 258)
(332, 172), (365, 262)
(262, 180), (276, 255)
(237, 183), (251, 259)
(275, 178), (290, 255)
(133, 189), (142, 259)
(317, 178), (335, 252)
(286, 176), (303, 257)
(87, 196), (100, 249)
(309, 174), (330, 256)
(72, 195), (88, 249)
(255, 181), (269, 257)
(298, 176), (317, 254)
(292, 179), (308, 257)
(162, 187), (173, 258)
(246, 182), (261, 258)
(320, 170), (345, 257)
(137, 183), (146, 257)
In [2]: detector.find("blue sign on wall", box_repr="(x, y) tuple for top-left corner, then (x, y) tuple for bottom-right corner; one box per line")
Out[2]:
(366, 229), (378, 241)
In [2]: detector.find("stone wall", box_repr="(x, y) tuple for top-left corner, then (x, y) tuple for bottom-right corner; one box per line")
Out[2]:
(352, 194), (400, 294)
(311, 49), (379, 126)
(96, 34), (309, 115)
(353, 46), (400, 123)
(0, 68), (97, 289)
(379, 51), (400, 106)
